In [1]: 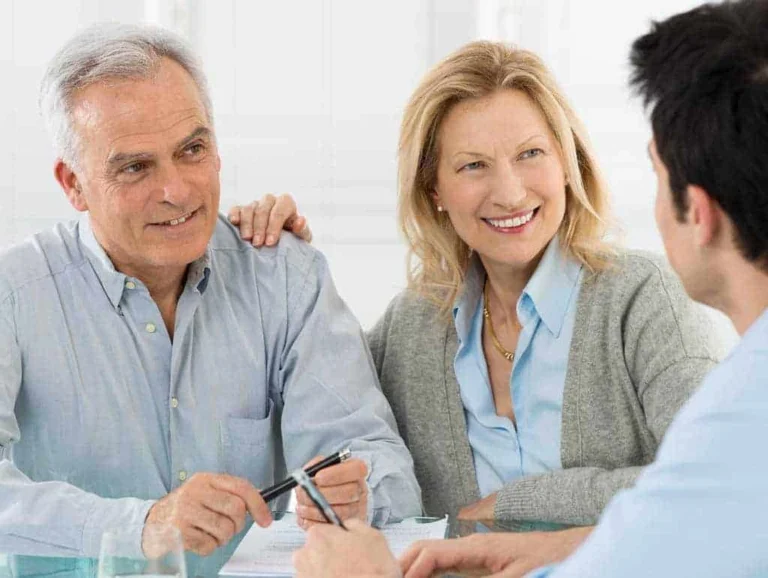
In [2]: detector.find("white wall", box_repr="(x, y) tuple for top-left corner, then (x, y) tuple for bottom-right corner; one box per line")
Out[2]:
(0, 0), (736, 341)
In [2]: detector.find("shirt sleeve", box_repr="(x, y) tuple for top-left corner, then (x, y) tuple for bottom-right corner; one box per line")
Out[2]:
(276, 249), (422, 526)
(529, 355), (768, 578)
(0, 294), (155, 558)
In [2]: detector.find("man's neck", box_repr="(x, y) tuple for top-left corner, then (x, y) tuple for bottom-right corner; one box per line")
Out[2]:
(124, 264), (187, 339)
(88, 223), (191, 338)
(711, 258), (768, 336)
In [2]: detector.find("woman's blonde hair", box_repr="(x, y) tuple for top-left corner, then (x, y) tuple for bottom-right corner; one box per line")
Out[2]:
(398, 41), (614, 312)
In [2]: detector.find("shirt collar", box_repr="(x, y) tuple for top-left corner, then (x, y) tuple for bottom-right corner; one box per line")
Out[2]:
(452, 237), (582, 342)
(740, 306), (768, 352)
(78, 213), (213, 309)
(78, 214), (128, 309)
(522, 237), (582, 337)
(187, 250), (212, 294)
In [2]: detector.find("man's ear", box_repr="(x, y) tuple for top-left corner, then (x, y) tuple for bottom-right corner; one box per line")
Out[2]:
(686, 184), (721, 248)
(54, 160), (88, 212)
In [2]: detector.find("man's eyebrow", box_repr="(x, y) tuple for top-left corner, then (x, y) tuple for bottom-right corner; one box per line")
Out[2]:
(177, 126), (213, 149)
(107, 151), (153, 167)
(106, 127), (213, 167)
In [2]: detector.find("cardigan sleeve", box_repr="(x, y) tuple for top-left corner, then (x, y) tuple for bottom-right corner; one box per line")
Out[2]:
(494, 466), (643, 526)
(494, 255), (724, 526)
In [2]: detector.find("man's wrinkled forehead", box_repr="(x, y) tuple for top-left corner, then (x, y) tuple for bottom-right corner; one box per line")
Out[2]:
(68, 59), (213, 154)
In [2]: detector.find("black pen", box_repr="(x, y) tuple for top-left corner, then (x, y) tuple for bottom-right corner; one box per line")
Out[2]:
(260, 447), (352, 503)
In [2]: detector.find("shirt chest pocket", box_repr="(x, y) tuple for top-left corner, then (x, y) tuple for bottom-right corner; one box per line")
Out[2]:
(220, 399), (276, 489)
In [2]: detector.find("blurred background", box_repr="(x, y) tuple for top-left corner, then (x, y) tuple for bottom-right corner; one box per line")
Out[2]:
(0, 0), (734, 339)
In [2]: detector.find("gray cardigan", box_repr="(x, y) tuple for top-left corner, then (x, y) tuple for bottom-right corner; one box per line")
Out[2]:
(366, 251), (725, 525)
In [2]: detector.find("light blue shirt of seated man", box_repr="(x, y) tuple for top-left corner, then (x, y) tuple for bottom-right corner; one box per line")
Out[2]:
(528, 307), (768, 577)
(453, 238), (582, 496)
(0, 214), (421, 560)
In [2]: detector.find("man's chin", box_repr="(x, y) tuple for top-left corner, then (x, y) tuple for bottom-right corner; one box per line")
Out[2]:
(149, 243), (208, 270)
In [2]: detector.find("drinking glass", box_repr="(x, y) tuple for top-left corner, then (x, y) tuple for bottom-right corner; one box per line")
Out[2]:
(98, 524), (186, 578)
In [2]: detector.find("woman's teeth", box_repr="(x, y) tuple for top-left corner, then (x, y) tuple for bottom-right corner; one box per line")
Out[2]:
(486, 210), (534, 229)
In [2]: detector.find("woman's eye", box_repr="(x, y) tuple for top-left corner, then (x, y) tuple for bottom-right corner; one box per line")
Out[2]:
(519, 148), (544, 160)
(460, 161), (484, 171)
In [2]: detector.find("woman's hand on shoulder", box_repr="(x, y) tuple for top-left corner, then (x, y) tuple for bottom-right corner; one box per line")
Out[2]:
(228, 193), (312, 246)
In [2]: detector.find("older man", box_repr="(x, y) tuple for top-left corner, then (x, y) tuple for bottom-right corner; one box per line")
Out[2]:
(0, 23), (420, 561)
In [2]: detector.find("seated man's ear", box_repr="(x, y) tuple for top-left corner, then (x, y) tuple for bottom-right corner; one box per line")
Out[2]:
(54, 160), (88, 212)
(686, 184), (720, 249)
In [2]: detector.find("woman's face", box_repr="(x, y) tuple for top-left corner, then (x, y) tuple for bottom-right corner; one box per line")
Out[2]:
(433, 89), (568, 273)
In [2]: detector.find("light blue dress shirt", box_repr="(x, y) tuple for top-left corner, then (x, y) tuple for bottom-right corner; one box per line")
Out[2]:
(0, 215), (420, 563)
(453, 239), (582, 497)
(529, 308), (768, 577)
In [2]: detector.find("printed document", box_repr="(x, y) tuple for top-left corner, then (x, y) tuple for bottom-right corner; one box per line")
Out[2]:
(219, 514), (448, 577)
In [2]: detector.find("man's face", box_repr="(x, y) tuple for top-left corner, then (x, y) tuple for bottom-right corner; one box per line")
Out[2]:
(650, 139), (705, 301)
(66, 57), (221, 276)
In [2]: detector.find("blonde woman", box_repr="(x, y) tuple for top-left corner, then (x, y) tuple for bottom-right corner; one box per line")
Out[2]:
(230, 41), (723, 528)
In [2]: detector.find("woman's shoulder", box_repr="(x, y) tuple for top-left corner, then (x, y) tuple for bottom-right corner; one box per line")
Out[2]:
(579, 248), (722, 353)
(376, 287), (452, 334)
(366, 288), (454, 373)
(582, 248), (681, 299)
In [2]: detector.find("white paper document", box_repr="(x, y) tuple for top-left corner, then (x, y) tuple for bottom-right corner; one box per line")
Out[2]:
(219, 514), (448, 577)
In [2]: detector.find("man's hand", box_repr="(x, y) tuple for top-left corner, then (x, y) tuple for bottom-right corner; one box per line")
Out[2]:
(457, 492), (497, 520)
(293, 519), (400, 578)
(227, 194), (311, 247)
(143, 472), (273, 556)
(295, 457), (369, 529)
(399, 527), (593, 578)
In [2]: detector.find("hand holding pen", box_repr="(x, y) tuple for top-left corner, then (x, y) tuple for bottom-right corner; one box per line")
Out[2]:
(258, 447), (369, 529)
(293, 453), (368, 528)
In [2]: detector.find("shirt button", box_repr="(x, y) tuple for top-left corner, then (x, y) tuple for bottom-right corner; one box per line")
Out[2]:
(178, 470), (187, 482)
(145, 322), (157, 333)
(125, 281), (136, 290)
(171, 397), (179, 409)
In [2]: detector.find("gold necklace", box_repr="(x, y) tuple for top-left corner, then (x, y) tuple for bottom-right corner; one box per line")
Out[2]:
(483, 281), (515, 362)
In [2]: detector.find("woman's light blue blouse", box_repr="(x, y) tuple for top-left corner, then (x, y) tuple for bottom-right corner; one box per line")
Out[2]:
(452, 239), (583, 497)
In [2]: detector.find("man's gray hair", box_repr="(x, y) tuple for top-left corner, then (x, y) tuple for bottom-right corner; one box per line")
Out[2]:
(39, 22), (214, 169)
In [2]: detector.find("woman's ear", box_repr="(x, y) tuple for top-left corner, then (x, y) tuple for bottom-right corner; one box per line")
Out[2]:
(430, 190), (444, 212)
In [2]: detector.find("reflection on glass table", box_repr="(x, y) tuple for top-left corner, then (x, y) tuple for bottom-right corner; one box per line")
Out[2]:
(0, 514), (574, 578)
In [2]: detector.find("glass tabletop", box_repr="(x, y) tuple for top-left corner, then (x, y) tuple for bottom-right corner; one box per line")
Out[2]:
(0, 516), (571, 578)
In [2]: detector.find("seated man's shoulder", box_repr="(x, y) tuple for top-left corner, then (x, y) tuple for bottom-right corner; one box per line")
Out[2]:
(0, 220), (83, 302)
(210, 215), (323, 277)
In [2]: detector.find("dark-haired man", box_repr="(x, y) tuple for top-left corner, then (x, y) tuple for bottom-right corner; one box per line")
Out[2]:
(292, 0), (768, 576)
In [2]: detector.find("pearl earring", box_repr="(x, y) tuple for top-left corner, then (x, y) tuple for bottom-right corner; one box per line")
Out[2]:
(437, 205), (444, 212)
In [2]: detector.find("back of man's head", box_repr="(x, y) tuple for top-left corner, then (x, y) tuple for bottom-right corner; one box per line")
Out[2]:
(630, 0), (768, 270)
(39, 22), (213, 171)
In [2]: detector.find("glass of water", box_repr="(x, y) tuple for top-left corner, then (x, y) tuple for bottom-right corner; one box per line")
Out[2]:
(98, 524), (186, 578)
